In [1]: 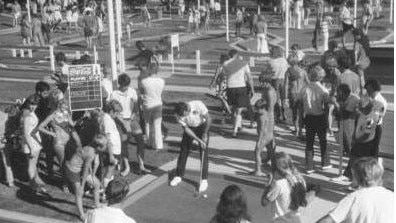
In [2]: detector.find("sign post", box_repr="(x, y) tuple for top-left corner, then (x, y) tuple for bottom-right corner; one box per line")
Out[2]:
(226, 0), (229, 42)
(285, 0), (289, 58)
(68, 64), (102, 111)
(107, 0), (118, 89)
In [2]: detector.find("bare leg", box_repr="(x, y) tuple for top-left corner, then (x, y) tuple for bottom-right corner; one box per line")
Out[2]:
(71, 182), (85, 221)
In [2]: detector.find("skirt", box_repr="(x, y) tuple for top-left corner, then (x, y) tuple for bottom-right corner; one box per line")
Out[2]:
(226, 87), (250, 108)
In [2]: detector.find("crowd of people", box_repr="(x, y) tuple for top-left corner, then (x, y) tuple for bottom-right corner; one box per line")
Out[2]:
(6, 0), (105, 47)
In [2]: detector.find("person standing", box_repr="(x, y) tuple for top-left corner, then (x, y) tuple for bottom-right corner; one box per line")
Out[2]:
(20, 95), (47, 194)
(141, 4), (151, 28)
(41, 9), (52, 45)
(299, 65), (331, 173)
(267, 46), (288, 123)
(339, 56), (360, 95)
(178, 0), (185, 18)
(343, 79), (387, 181)
(235, 8), (243, 38)
(284, 57), (310, 138)
(20, 13), (32, 46)
(251, 74), (277, 177)
(82, 10), (97, 49)
(361, 0), (374, 35)
(339, 0), (354, 48)
(169, 101), (211, 193)
(353, 28), (371, 93)
(255, 14), (269, 54)
(316, 157), (394, 223)
(140, 63), (165, 150)
(110, 74), (150, 175)
(223, 49), (255, 138)
(11, 0), (21, 27)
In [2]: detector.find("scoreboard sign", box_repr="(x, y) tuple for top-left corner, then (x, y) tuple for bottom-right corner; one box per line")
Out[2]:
(68, 64), (102, 111)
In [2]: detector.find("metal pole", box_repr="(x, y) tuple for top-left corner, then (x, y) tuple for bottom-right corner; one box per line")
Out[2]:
(196, 50), (200, 74)
(390, 0), (393, 24)
(354, 0), (357, 27)
(198, 0), (200, 10)
(49, 45), (55, 72)
(27, 0), (31, 23)
(258, 5), (260, 15)
(115, 0), (122, 73)
(107, 0), (118, 89)
(285, 0), (289, 58)
(226, 0), (229, 42)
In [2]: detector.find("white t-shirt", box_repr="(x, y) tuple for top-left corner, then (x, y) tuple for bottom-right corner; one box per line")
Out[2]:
(272, 211), (302, 223)
(269, 57), (289, 80)
(101, 78), (113, 102)
(265, 178), (292, 220)
(214, 2), (221, 11)
(178, 100), (208, 127)
(85, 206), (136, 223)
(329, 186), (394, 223)
(140, 77), (165, 109)
(102, 113), (121, 155)
(110, 88), (138, 119)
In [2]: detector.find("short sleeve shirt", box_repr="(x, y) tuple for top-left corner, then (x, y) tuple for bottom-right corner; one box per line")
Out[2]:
(110, 88), (138, 119)
(373, 93), (387, 125)
(85, 206), (136, 223)
(178, 101), (208, 127)
(102, 113), (121, 155)
(266, 178), (292, 220)
(329, 186), (394, 223)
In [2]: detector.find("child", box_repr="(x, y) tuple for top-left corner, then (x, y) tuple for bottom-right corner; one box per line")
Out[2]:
(251, 73), (277, 177)
(261, 152), (314, 221)
(193, 7), (200, 35)
(284, 57), (309, 138)
(187, 8), (194, 33)
(210, 185), (252, 223)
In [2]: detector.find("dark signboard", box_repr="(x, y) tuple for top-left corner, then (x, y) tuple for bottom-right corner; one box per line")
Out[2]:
(68, 64), (102, 111)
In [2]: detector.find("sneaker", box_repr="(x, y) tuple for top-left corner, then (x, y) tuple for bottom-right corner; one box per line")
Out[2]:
(321, 165), (332, 170)
(199, 180), (208, 192)
(170, 176), (182, 187)
(330, 175), (350, 182)
(306, 169), (315, 174)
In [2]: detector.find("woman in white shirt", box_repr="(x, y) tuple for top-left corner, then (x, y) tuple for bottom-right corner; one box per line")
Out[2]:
(140, 63), (165, 150)
(21, 95), (46, 193)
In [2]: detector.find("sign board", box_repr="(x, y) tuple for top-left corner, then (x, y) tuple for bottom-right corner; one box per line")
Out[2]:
(68, 64), (102, 111)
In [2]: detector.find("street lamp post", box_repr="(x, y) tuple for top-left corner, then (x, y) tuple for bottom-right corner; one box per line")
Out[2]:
(115, 0), (123, 72)
(226, 0), (229, 42)
(27, 0), (31, 23)
(391, 0), (393, 24)
(285, 0), (289, 58)
(354, 0), (357, 27)
(107, 0), (118, 89)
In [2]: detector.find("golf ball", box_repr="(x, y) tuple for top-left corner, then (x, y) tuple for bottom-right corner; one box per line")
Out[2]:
(203, 194), (207, 198)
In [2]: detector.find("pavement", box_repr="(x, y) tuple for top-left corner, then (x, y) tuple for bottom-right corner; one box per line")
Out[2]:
(0, 10), (394, 223)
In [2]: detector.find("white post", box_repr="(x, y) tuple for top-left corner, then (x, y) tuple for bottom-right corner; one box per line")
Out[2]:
(226, 0), (229, 42)
(28, 49), (33, 58)
(20, 49), (25, 58)
(27, 0), (31, 23)
(196, 50), (200, 74)
(258, 5), (260, 15)
(171, 47), (175, 73)
(93, 45), (98, 64)
(197, 0), (200, 10)
(12, 49), (16, 57)
(249, 56), (255, 67)
(107, 0), (118, 89)
(115, 0), (123, 73)
(76, 51), (81, 59)
(126, 24), (131, 40)
(354, 0), (357, 27)
(285, 0), (289, 58)
(121, 47), (125, 72)
(49, 45), (55, 72)
(390, 0), (393, 24)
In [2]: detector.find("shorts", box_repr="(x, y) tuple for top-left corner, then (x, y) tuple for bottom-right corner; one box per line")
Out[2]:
(64, 165), (81, 183)
(342, 22), (354, 32)
(226, 87), (250, 108)
(84, 27), (93, 37)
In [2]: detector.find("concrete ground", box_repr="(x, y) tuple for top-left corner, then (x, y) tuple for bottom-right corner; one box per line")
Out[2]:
(0, 9), (393, 223)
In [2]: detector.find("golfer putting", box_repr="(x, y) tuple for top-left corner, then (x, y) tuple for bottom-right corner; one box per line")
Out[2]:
(170, 101), (212, 195)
